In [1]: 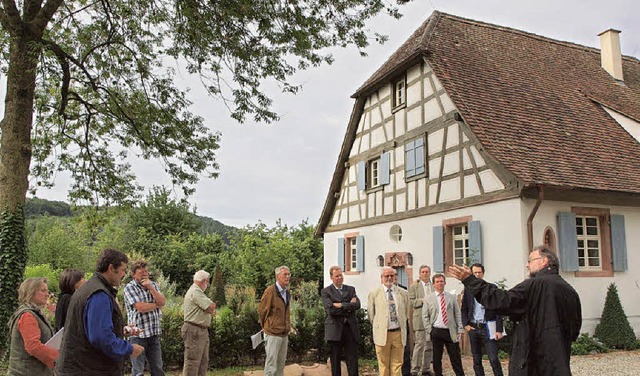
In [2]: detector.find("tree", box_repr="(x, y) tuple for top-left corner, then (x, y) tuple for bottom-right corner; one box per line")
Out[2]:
(0, 0), (411, 349)
(594, 283), (637, 349)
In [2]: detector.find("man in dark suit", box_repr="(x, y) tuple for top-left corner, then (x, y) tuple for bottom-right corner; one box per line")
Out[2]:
(321, 266), (361, 376)
(461, 264), (504, 376)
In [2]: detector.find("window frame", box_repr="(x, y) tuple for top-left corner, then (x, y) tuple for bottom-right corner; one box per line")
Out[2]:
(571, 207), (613, 277)
(392, 75), (407, 111)
(343, 232), (362, 275)
(443, 215), (473, 271)
(368, 157), (381, 189)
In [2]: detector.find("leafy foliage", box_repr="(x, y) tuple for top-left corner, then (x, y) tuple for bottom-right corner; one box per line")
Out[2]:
(571, 333), (608, 355)
(221, 220), (323, 295)
(594, 283), (638, 349)
(0, 207), (27, 353)
(288, 281), (327, 362)
(211, 265), (226, 307)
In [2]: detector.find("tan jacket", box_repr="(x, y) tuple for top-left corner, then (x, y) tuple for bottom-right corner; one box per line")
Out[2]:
(258, 284), (291, 336)
(408, 280), (433, 331)
(367, 285), (409, 346)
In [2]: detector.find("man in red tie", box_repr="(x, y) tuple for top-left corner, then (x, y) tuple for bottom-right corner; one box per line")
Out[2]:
(422, 274), (464, 376)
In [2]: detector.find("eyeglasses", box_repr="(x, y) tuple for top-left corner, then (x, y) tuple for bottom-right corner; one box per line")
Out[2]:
(383, 274), (396, 279)
(527, 256), (543, 263)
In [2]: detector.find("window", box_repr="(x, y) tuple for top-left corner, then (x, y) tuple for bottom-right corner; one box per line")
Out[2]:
(576, 216), (601, 269)
(390, 225), (403, 242)
(557, 208), (628, 277)
(338, 234), (365, 273)
(369, 158), (381, 188)
(356, 152), (391, 191)
(452, 224), (470, 266)
(405, 136), (426, 179)
(349, 237), (358, 271)
(393, 76), (406, 109)
(432, 217), (482, 273)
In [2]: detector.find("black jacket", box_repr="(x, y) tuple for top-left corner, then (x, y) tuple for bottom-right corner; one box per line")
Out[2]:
(463, 267), (581, 376)
(321, 284), (360, 341)
(461, 286), (504, 333)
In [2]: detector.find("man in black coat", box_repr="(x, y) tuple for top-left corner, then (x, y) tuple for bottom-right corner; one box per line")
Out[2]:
(461, 263), (504, 376)
(321, 266), (360, 376)
(450, 246), (581, 376)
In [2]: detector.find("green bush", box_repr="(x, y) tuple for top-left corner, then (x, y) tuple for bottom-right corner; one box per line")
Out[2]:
(571, 333), (608, 355)
(160, 304), (185, 368)
(25, 264), (61, 293)
(594, 283), (638, 350)
(288, 281), (326, 362)
(357, 309), (375, 360)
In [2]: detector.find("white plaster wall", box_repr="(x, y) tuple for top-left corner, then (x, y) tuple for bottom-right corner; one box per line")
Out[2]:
(523, 199), (640, 335)
(323, 198), (526, 308)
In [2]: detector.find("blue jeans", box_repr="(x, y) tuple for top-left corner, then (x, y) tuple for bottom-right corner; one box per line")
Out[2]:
(468, 328), (503, 376)
(130, 335), (165, 376)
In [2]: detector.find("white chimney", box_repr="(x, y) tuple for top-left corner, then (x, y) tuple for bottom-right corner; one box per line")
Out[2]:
(598, 29), (624, 81)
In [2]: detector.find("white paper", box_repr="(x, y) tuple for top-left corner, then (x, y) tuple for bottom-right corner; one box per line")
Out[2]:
(486, 320), (497, 340)
(251, 330), (264, 349)
(45, 327), (64, 350)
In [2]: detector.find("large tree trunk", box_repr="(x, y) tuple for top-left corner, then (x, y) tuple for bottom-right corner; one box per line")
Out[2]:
(0, 35), (41, 352)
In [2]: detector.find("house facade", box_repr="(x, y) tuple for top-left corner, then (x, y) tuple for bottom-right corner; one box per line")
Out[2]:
(316, 12), (640, 335)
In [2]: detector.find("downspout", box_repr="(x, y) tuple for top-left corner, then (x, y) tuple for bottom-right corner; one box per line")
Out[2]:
(527, 185), (544, 252)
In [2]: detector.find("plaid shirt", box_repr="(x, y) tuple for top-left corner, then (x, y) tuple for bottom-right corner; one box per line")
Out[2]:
(124, 279), (163, 337)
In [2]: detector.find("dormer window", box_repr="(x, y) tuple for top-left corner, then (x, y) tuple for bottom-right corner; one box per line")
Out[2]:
(393, 76), (406, 110)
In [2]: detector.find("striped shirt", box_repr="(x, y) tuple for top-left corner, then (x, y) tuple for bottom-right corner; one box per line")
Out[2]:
(124, 280), (162, 338)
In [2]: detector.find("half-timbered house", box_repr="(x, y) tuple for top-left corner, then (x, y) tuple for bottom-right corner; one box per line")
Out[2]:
(316, 11), (640, 333)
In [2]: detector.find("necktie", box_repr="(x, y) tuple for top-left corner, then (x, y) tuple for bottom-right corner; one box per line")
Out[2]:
(282, 288), (287, 304)
(439, 293), (448, 325)
(388, 289), (398, 323)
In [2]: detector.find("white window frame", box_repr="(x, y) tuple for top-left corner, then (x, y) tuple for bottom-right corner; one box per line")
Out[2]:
(452, 224), (470, 266)
(576, 215), (602, 270)
(369, 158), (381, 188)
(349, 237), (357, 271)
(393, 77), (406, 109)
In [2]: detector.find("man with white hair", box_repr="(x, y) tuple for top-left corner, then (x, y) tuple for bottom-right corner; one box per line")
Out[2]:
(181, 270), (216, 376)
(258, 265), (291, 376)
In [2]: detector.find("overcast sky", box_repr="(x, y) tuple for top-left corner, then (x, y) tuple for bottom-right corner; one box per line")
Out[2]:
(6, 0), (640, 228)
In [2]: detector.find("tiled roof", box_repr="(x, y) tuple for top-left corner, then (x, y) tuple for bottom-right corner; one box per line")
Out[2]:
(316, 11), (640, 237)
(360, 11), (640, 193)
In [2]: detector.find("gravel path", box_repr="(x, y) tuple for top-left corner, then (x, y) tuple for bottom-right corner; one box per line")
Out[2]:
(440, 350), (640, 375)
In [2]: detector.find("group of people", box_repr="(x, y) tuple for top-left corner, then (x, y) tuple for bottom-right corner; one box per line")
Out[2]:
(8, 244), (581, 376)
(321, 244), (581, 376)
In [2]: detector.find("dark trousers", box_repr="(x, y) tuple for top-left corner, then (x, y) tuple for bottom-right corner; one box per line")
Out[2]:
(468, 328), (503, 376)
(328, 323), (358, 376)
(130, 335), (165, 376)
(430, 328), (464, 376)
(402, 320), (411, 376)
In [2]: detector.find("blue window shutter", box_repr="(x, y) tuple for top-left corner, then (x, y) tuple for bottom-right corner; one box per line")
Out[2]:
(338, 238), (345, 270)
(557, 212), (579, 272)
(356, 235), (365, 272)
(357, 161), (366, 190)
(468, 220), (483, 264)
(433, 226), (444, 273)
(405, 140), (416, 177)
(415, 137), (425, 175)
(611, 214), (628, 271)
(380, 152), (390, 185)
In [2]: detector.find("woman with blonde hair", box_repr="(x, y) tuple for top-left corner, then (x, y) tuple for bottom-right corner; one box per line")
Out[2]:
(8, 277), (59, 375)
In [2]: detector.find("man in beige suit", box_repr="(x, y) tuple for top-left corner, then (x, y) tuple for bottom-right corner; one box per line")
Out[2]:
(408, 265), (434, 376)
(422, 274), (464, 376)
(368, 266), (410, 376)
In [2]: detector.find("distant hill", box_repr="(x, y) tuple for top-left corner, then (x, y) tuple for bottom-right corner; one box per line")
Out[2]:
(25, 197), (236, 240)
(25, 197), (72, 217)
